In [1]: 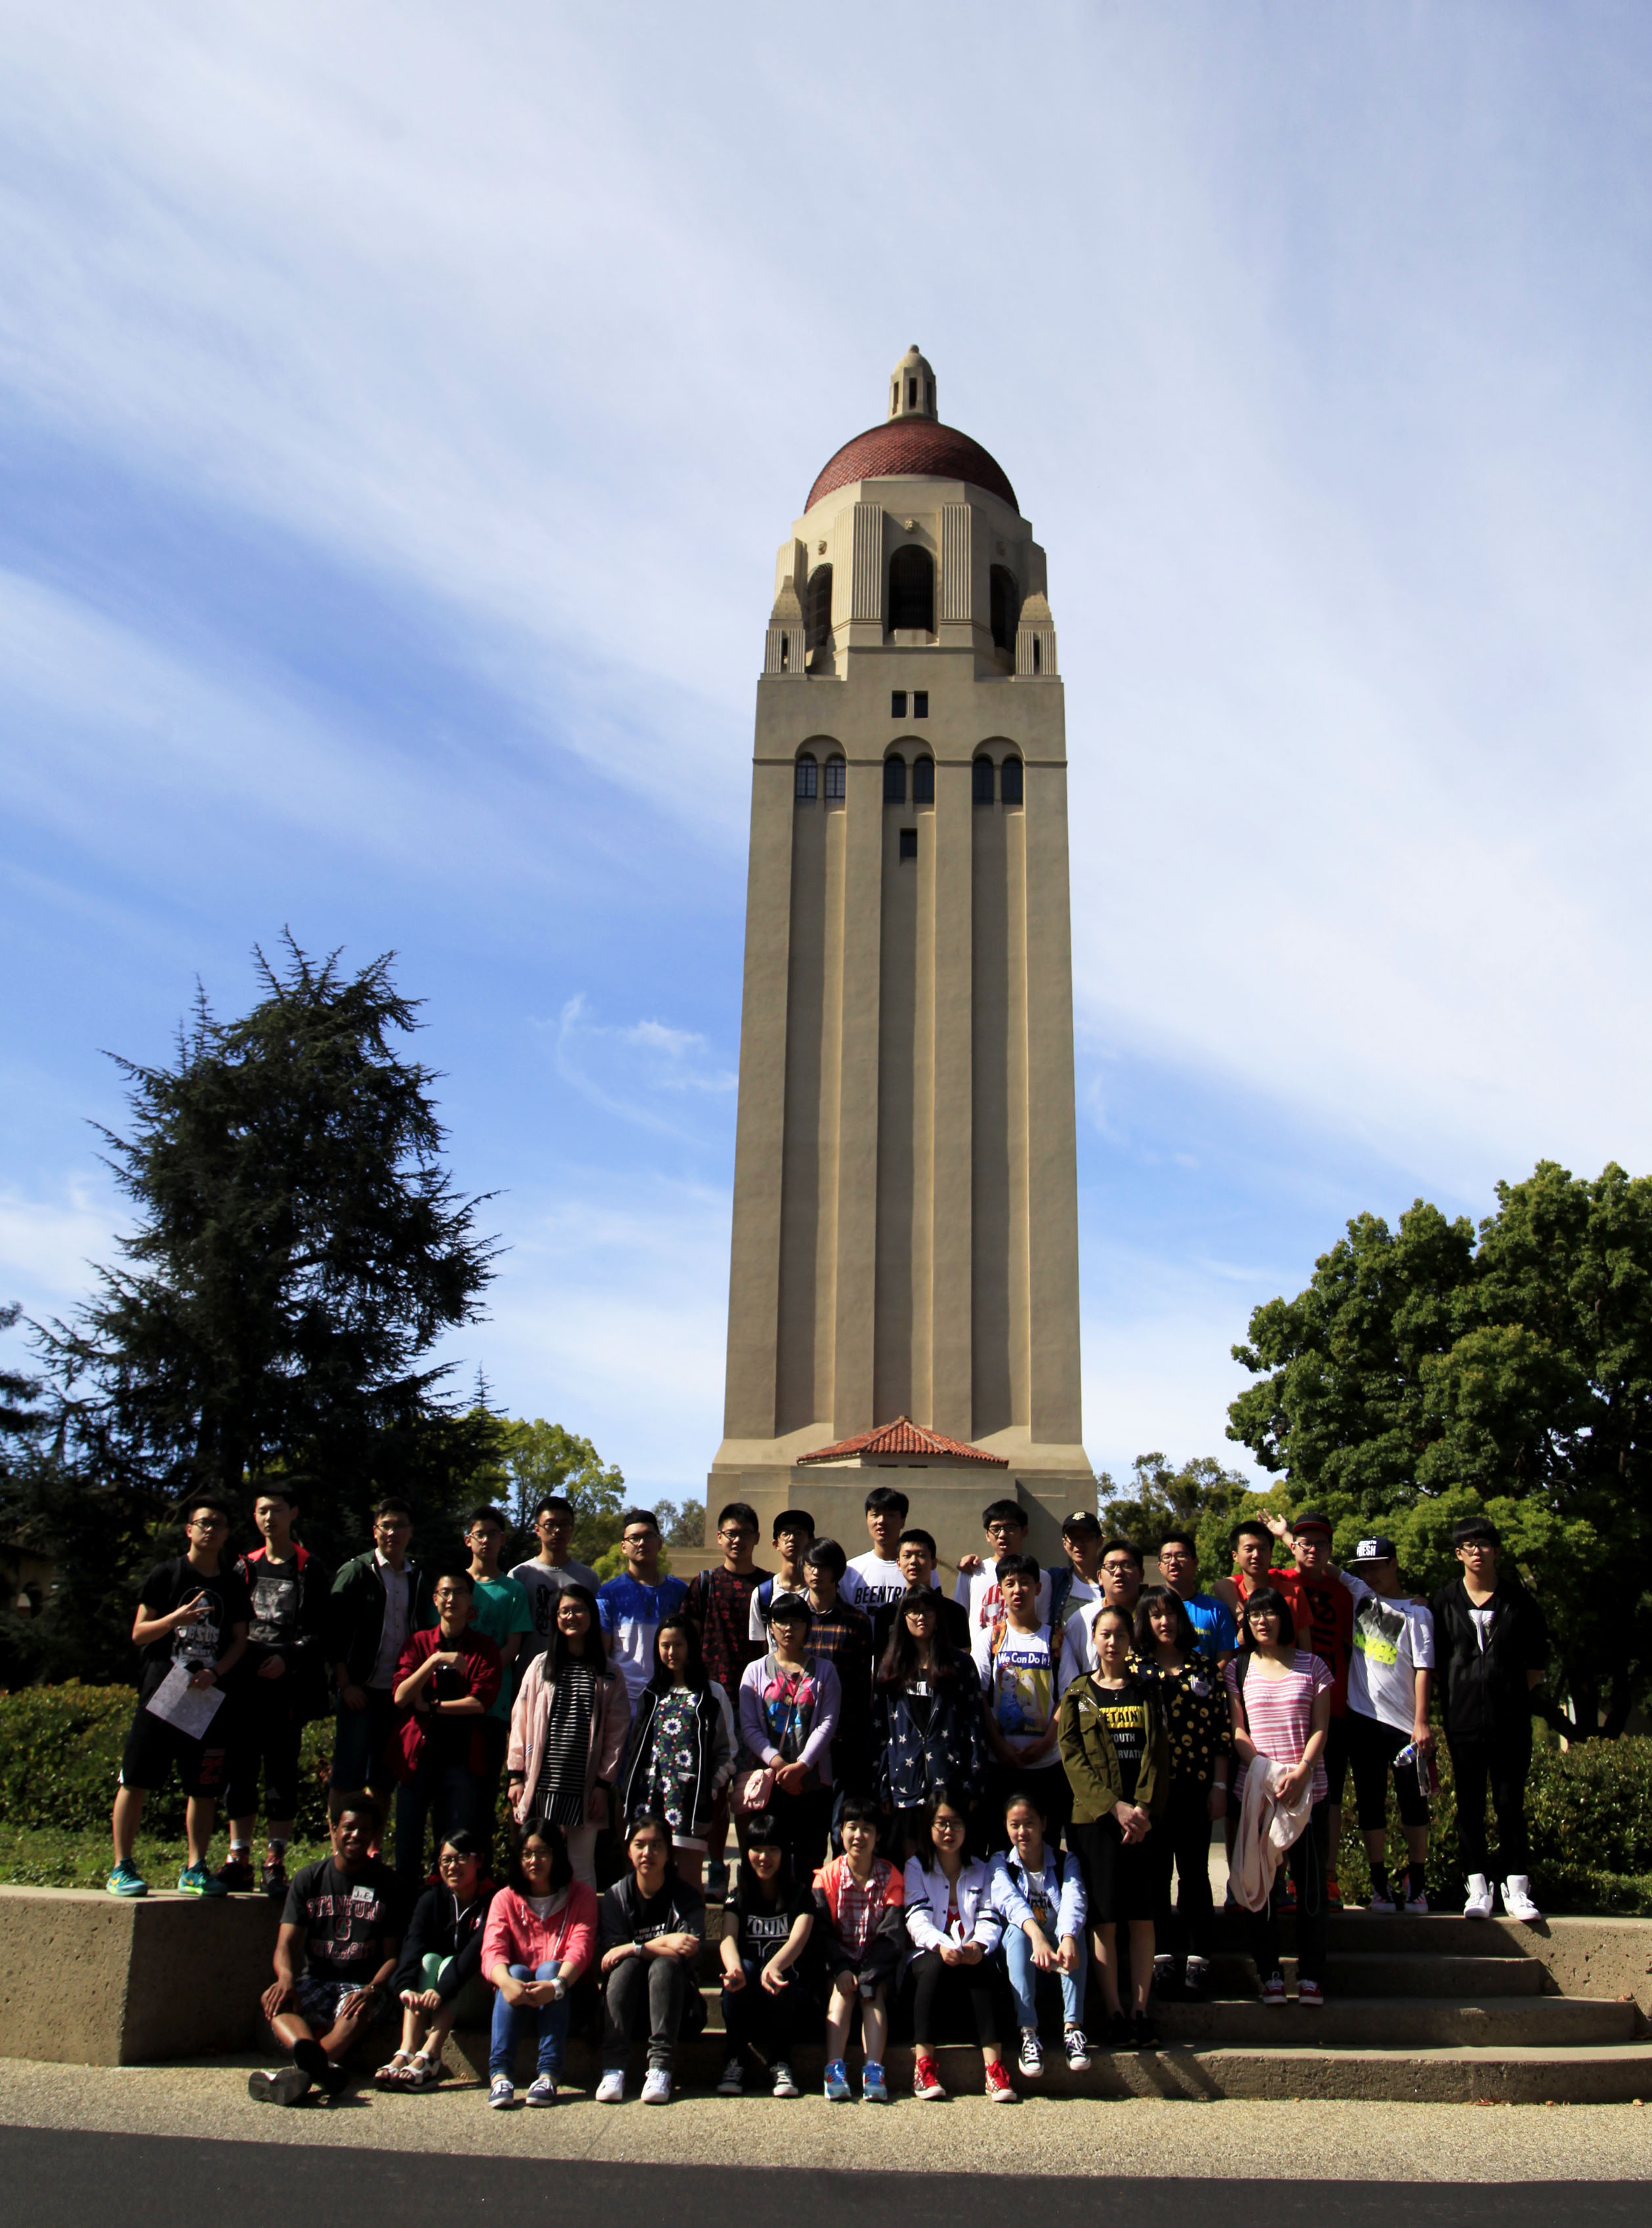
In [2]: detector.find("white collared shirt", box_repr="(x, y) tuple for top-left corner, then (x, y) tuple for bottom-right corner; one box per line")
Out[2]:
(369, 1550), (412, 1690)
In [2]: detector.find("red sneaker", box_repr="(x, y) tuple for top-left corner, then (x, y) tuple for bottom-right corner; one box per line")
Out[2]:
(983, 2061), (1018, 2104)
(913, 2054), (946, 2101)
(1326, 1876), (1343, 1911)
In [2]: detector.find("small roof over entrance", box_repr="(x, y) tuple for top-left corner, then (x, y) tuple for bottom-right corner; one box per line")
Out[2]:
(795, 1415), (1009, 1468)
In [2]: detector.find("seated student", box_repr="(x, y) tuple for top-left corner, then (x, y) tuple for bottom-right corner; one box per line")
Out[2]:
(802, 1539), (875, 1796)
(749, 1510), (817, 1638)
(736, 1592), (840, 1876)
(902, 1784), (1014, 2104)
(1134, 1586), (1231, 1999)
(250, 1801), (403, 2105)
(870, 1530), (971, 1659)
(716, 1811), (814, 2099)
(110, 1496), (250, 1899)
(596, 1813), (707, 2105)
(480, 1822), (599, 2109)
(974, 1551), (1067, 1848)
(814, 1793), (906, 2103)
(506, 1581), (630, 1890)
(873, 1588), (989, 1859)
(1058, 1603), (1167, 2048)
(391, 1571), (503, 1891)
(617, 1614), (735, 1890)
(954, 1500), (1053, 1642)
(842, 1485), (912, 1615)
(377, 1829), (496, 2090)
(989, 1788), (1090, 2075)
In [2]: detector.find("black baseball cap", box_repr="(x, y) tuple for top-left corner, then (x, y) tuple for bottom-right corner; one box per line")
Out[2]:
(1292, 1510), (1334, 1537)
(1352, 1536), (1397, 1563)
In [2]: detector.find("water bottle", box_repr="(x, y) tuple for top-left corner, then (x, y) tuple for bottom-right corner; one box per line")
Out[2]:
(1395, 1739), (1437, 1798)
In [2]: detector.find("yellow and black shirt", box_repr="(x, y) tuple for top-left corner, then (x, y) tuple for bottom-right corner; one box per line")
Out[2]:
(1137, 1656), (1233, 1787)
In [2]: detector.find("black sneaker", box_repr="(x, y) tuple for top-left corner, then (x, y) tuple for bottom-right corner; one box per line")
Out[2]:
(260, 1854), (289, 1899)
(216, 1855), (257, 1895)
(319, 2062), (352, 2098)
(1131, 2012), (1161, 2051)
(248, 2067), (312, 2107)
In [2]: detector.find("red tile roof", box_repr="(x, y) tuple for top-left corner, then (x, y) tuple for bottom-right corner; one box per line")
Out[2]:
(796, 1414), (1009, 1467)
(806, 421), (1018, 515)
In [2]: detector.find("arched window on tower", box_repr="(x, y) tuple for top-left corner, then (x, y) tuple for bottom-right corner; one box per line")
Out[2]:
(990, 566), (1020, 655)
(884, 755), (907, 805)
(824, 754), (846, 800)
(888, 545), (935, 633)
(795, 753), (817, 802)
(805, 564), (833, 655)
(913, 755), (935, 805)
(973, 756), (995, 805)
(1000, 754), (1023, 806)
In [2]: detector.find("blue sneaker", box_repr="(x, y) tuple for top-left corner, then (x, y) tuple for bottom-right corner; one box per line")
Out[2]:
(823, 2058), (852, 2102)
(106, 1858), (148, 1898)
(178, 1861), (228, 1897)
(861, 2059), (889, 2104)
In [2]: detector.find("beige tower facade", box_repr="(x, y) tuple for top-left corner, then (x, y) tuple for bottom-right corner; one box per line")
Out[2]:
(707, 350), (1094, 1573)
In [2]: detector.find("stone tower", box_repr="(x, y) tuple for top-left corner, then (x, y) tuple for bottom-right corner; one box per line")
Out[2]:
(707, 349), (1094, 1572)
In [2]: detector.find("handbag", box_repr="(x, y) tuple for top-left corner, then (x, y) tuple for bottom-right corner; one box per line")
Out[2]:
(731, 1767), (775, 1817)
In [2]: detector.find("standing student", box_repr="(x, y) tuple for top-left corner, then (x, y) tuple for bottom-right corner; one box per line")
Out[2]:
(1212, 1518), (1277, 1620)
(749, 1510), (817, 1637)
(1336, 1536), (1436, 1915)
(974, 1552), (1067, 1844)
(814, 1792), (906, 2103)
(109, 1496), (250, 1899)
(506, 1582), (630, 1889)
(597, 1510), (689, 1705)
(989, 1788), (1090, 2074)
(596, 1813), (707, 2105)
(873, 1589), (990, 1857)
(902, 1785), (1015, 2103)
(737, 1593), (840, 1876)
(457, 1506), (534, 1868)
(1225, 1587), (1332, 2004)
(1134, 1586), (1231, 1998)
(378, 1830), (496, 2090)
(1058, 1604), (1166, 2046)
(329, 1500), (424, 1807)
(617, 1614), (735, 1888)
(1050, 1510), (1105, 1639)
(510, 1496), (600, 1668)
(871, 1530), (972, 1659)
(802, 1538), (876, 1798)
(1431, 1517), (1548, 1923)
(1262, 1512), (1355, 1908)
(716, 1811), (814, 2098)
(1156, 1533), (1239, 1661)
(481, 1823), (598, 2109)
(955, 1500), (1053, 1641)
(1058, 1538), (1147, 1687)
(250, 1802), (403, 2105)
(842, 1485), (912, 1615)
(390, 1573), (502, 1891)
(221, 1483), (329, 1897)
(686, 1500), (769, 1891)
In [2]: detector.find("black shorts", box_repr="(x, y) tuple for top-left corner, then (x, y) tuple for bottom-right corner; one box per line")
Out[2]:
(1323, 1714), (1351, 1805)
(1070, 1815), (1159, 1925)
(1347, 1710), (1429, 1830)
(121, 1700), (229, 1800)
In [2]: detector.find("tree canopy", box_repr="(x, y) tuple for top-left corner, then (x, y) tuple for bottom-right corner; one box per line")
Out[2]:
(1097, 1451), (1262, 1578)
(1228, 1159), (1652, 1736)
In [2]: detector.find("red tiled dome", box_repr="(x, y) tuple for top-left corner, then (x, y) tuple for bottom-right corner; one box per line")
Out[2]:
(806, 419), (1018, 515)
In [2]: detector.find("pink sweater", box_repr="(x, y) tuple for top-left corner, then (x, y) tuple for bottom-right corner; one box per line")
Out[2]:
(480, 1880), (599, 1985)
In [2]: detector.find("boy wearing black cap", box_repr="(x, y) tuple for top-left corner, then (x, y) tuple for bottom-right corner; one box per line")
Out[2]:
(1340, 1536), (1435, 1913)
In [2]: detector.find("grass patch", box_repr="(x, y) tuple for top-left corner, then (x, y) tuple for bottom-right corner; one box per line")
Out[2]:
(0, 1822), (330, 1890)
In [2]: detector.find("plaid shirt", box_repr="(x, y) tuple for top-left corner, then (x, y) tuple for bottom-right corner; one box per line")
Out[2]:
(803, 1596), (874, 1761)
(816, 1853), (901, 1958)
(686, 1565), (768, 1693)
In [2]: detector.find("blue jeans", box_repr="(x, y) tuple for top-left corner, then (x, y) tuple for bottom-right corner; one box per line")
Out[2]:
(1003, 1924), (1085, 2032)
(489, 1962), (569, 2080)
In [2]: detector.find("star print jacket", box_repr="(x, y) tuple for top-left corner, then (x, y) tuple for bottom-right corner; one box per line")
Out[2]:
(871, 1672), (989, 1811)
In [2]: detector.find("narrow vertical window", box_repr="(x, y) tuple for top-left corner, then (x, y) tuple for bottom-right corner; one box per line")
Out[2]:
(795, 754), (817, 801)
(899, 827), (918, 861)
(1032, 636), (1041, 674)
(973, 756), (995, 805)
(824, 755), (846, 800)
(913, 691), (928, 718)
(891, 690), (907, 718)
(884, 756), (907, 805)
(1000, 755), (1023, 806)
(913, 756), (934, 804)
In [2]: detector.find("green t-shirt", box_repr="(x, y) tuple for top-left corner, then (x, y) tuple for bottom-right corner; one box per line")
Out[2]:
(468, 1574), (534, 1719)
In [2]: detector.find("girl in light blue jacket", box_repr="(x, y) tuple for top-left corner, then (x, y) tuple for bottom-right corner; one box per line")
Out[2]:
(987, 1784), (1090, 2076)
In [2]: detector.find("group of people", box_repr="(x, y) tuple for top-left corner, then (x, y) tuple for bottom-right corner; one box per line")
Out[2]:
(106, 1477), (1553, 2107)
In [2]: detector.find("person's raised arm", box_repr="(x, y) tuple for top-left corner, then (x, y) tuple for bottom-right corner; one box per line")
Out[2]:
(131, 1590), (205, 1649)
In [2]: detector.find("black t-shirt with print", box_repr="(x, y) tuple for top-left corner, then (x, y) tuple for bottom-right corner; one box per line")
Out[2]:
(725, 1878), (812, 1964)
(282, 1857), (403, 1983)
(243, 1558), (304, 1653)
(134, 1558), (253, 1701)
(1092, 1674), (1149, 1802)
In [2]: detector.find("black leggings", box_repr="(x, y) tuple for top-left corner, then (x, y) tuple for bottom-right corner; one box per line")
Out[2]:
(1448, 1727), (1532, 1876)
(909, 1949), (998, 2049)
(1158, 1777), (1216, 1963)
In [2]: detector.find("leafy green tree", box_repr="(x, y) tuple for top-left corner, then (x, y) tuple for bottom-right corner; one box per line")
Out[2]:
(495, 1418), (626, 1567)
(31, 938), (501, 1649)
(1097, 1452), (1274, 1584)
(1229, 1161), (1652, 1737)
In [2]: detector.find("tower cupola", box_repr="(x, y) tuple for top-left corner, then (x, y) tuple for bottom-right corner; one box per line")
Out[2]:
(888, 344), (937, 423)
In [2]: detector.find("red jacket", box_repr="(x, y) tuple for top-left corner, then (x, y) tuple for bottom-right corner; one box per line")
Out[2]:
(392, 1626), (503, 1781)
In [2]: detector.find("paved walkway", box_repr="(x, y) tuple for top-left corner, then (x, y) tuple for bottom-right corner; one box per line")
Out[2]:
(1, 2057), (1649, 2178)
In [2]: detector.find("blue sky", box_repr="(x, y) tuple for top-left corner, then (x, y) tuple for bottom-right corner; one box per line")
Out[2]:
(3, 4), (1651, 1506)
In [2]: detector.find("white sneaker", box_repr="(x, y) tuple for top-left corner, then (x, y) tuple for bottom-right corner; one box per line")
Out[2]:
(770, 2062), (800, 2099)
(641, 2067), (672, 2105)
(525, 2074), (557, 2107)
(595, 2069), (625, 2104)
(1502, 1875), (1542, 1923)
(1463, 1872), (1494, 1919)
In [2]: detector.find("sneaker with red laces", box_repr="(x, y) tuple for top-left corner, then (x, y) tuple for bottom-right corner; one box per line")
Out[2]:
(1260, 1971), (1288, 2005)
(1297, 1977), (1325, 2007)
(913, 2054), (946, 2102)
(1325, 1876), (1343, 1911)
(983, 2061), (1018, 2104)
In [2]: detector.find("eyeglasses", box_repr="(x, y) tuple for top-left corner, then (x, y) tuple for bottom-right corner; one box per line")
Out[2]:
(932, 1815), (965, 1833)
(438, 1851), (468, 1868)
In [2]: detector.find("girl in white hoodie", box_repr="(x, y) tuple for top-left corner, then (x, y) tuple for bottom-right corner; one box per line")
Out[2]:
(901, 1783), (1015, 2103)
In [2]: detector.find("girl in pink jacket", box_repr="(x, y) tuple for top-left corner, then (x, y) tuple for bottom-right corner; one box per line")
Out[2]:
(479, 1824), (599, 2109)
(506, 1584), (630, 1889)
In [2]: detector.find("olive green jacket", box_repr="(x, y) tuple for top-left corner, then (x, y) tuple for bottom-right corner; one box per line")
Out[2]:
(1057, 1672), (1169, 1826)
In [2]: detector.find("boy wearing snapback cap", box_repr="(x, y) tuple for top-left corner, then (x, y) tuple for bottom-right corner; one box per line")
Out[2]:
(1339, 1537), (1435, 1913)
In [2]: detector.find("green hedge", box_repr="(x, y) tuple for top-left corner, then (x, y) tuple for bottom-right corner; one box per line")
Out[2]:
(1336, 1727), (1652, 1914)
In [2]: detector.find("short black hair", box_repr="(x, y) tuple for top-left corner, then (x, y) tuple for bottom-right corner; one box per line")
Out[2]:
(899, 1528), (938, 1559)
(334, 1796), (382, 1834)
(533, 1495), (576, 1522)
(372, 1498), (413, 1523)
(773, 1509), (816, 1538)
(512, 1820), (574, 1895)
(1453, 1517), (1500, 1548)
(1241, 1584), (1296, 1649)
(466, 1504), (510, 1531)
(766, 1591), (812, 1626)
(438, 1827), (481, 1861)
(434, 1569), (476, 1593)
(718, 1500), (760, 1532)
(838, 1791), (882, 1829)
(1101, 1537), (1145, 1570)
(995, 1551), (1042, 1584)
(184, 1496), (233, 1525)
(1002, 1783), (1049, 1822)
(1157, 1529), (1198, 1558)
(1231, 1517), (1274, 1549)
(252, 1481), (298, 1509)
(864, 1485), (909, 1519)
(619, 1508), (661, 1535)
(804, 1537), (847, 1579)
(981, 1498), (1027, 1531)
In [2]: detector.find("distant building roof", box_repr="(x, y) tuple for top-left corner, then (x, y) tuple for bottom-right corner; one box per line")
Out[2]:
(796, 1414), (1009, 1467)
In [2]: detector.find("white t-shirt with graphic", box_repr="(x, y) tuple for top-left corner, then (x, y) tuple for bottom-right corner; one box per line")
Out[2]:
(1340, 1570), (1435, 1733)
(842, 1554), (908, 1615)
(973, 1620), (1058, 1744)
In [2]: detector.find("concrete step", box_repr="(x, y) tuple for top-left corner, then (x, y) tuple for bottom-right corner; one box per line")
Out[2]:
(1203, 1910), (1534, 1955)
(1155, 1994), (1636, 2048)
(1200, 1951), (1545, 1997)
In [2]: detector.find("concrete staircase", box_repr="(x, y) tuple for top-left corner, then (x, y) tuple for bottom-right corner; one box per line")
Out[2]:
(451, 1907), (1652, 2103)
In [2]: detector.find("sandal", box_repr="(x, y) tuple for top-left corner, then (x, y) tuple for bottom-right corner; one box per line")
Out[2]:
(405, 2053), (442, 2088)
(374, 2052), (416, 2088)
